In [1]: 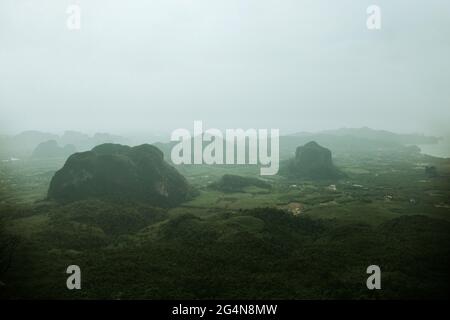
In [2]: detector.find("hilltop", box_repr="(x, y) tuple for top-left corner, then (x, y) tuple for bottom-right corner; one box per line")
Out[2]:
(47, 143), (191, 206)
(281, 141), (343, 180)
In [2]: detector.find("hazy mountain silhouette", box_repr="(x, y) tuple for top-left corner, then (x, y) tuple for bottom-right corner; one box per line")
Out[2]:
(0, 130), (130, 159)
(281, 141), (343, 179)
(32, 140), (76, 159)
(292, 127), (440, 145)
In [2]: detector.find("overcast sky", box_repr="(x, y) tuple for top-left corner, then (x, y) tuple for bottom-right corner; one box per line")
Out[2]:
(1, 0), (449, 136)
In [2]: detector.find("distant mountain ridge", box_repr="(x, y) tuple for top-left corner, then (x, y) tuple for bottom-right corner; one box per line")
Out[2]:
(154, 128), (440, 163)
(32, 140), (76, 159)
(290, 127), (440, 145)
(0, 130), (130, 159)
(0, 127), (443, 161)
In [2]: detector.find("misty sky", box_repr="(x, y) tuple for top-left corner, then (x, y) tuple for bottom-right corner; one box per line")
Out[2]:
(1, 0), (449, 136)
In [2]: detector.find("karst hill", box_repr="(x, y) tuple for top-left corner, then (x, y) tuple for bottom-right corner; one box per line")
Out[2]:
(282, 141), (343, 179)
(48, 143), (190, 206)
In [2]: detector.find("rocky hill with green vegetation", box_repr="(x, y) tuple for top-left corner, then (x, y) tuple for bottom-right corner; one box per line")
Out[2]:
(47, 143), (191, 207)
(281, 141), (343, 179)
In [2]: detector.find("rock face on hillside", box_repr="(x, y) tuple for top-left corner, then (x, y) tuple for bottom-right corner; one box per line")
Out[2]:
(32, 140), (76, 159)
(48, 144), (190, 206)
(282, 141), (343, 179)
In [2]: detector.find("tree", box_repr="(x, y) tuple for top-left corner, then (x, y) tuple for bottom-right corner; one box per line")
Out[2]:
(0, 219), (19, 283)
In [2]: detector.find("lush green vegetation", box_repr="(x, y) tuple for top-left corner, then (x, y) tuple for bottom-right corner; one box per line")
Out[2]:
(209, 174), (272, 193)
(1, 140), (449, 299)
